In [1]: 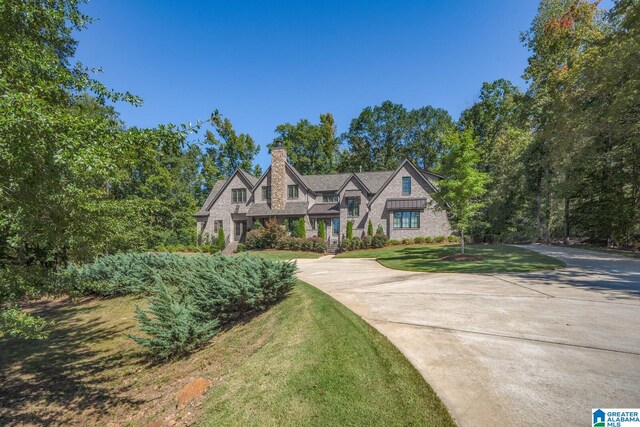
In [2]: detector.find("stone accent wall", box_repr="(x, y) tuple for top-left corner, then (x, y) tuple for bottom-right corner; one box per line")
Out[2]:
(271, 147), (286, 210)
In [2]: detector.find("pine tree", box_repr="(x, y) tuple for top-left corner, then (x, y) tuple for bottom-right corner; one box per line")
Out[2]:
(346, 221), (354, 239)
(217, 227), (225, 248)
(318, 220), (326, 239)
(367, 220), (374, 237)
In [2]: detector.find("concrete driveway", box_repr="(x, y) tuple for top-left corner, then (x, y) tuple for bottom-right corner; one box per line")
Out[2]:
(296, 245), (640, 426)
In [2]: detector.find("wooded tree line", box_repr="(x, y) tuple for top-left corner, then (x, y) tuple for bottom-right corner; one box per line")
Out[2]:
(275, 0), (640, 247)
(1, 0), (638, 336)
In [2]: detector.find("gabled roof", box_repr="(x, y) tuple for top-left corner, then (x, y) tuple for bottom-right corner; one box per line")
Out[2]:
(251, 162), (315, 196)
(239, 169), (259, 186)
(195, 179), (226, 216)
(367, 159), (439, 208)
(247, 201), (309, 217)
(301, 173), (352, 192)
(196, 158), (442, 216)
(195, 169), (258, 216)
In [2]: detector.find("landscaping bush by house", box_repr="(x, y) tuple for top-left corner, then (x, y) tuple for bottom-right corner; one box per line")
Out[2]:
(67, 252), (297, 360)
(338, 233), (460, 253)
(245, 219), (326, 253)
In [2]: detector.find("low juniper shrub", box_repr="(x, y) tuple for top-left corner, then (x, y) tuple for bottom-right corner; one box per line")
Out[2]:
(68, 252), (297, 361)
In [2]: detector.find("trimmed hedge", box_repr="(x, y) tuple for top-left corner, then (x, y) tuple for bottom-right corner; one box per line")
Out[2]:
(338, 235), (461, 253)
(67, 252), (297, 360)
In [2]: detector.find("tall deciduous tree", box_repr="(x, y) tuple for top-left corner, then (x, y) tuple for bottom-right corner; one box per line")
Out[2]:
(405, 106), (454, 171)
(271, 113), (340, 175)
(201, 111), (260, 184)
(341, 101), (408, 171)
(434, 131), (488, 253)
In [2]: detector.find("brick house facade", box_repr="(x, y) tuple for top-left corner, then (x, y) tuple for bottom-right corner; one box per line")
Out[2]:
(195, 142), (451, 244)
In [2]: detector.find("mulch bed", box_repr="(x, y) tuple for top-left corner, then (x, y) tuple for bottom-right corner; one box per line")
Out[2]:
(442, 254), (484, 262)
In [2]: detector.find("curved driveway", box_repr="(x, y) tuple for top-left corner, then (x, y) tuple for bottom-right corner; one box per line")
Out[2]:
(296, 245), (640, 426)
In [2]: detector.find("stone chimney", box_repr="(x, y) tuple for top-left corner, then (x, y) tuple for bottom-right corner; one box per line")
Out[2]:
(271, 139), (286, 210)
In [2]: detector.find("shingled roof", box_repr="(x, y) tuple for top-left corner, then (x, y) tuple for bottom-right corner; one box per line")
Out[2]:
(247, 201), (309, 217)
(195, 179), (226, 216)
(196, 159), (439, 217)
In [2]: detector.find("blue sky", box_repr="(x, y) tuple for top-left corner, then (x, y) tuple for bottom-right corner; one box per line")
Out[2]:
(75, 0), (542, 169)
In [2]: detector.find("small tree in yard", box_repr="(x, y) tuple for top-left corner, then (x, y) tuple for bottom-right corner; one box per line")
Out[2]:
(318, 220), (326, 239)
(346, 221), (353, 239)
(217, 226), (226, 248)
(434, 130), (488, 254)
(367, 220), (374, 237)
(297, 218), (306, 239)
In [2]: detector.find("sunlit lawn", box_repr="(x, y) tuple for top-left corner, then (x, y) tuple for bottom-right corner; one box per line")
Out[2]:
(1, 282), (451, 426)
(335, 244), (565, 273)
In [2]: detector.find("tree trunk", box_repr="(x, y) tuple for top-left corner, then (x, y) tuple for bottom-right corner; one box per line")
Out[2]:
(563, 197), (569, 244)
(461, 229), (465, 254)
(536, 179), (543, 242)
(545, 168), (551, 244)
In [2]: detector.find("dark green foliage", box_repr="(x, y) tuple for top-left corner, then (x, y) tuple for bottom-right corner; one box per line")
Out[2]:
(271, 113), (340, 175)
(402, 238), (413, 245)
(318, 220), (326, 239)
(130, 280), (220, 361)
(413, 237), (425, 244)
(297, 218), (306, 239)
(156, 244), (221, 254)
(346, 221), (354, 239)
(376, 225), (385, 235)
(236, 243), (246, 253)
(371, 233), (388, 248)
(72, 252), (297, 360)
(217, 227), (226, 248)
(245, 219), (324, 253)
(338, 232), (387, 252)
(367, 220), (374, 237)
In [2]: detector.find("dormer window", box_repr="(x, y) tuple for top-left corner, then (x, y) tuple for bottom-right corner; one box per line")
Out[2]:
(402, 177), (411, 195)
(288, 185), (299, 199)
(231, 188), (247, 203)
(322, 193), (339, 203)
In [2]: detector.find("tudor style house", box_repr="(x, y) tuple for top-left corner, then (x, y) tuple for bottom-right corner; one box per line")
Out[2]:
(195, 141), (451, 247)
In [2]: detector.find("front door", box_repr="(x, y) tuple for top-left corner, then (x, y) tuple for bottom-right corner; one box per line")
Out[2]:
(234, 220), (247, 242)
(331, 217), (340, 236)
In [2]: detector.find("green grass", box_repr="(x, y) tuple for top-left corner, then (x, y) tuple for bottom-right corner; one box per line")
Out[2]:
(335, 243), (565, 273)
(243, 250), (323, 260)
(1, 282), (451, 426)
(201, 282), (453, 426)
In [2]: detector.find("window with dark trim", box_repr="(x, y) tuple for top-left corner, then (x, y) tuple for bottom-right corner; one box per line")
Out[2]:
(231, 188), (247, 203)
(262, 186), (271, 200)
(288, 185), (299, 199)
(309, 218), (316, 229)
(402, 177), (411, 195)
(393, 211), (420, 228)
(213, 220), (223, 233)
(347, 197), (360, 217)
(322, 193), (339, 202)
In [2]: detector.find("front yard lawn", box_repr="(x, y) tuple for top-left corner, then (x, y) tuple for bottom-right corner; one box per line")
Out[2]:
(335, 244), (565, 273)
(1, 282), (451, 426)
(243, 250), (323, 260)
